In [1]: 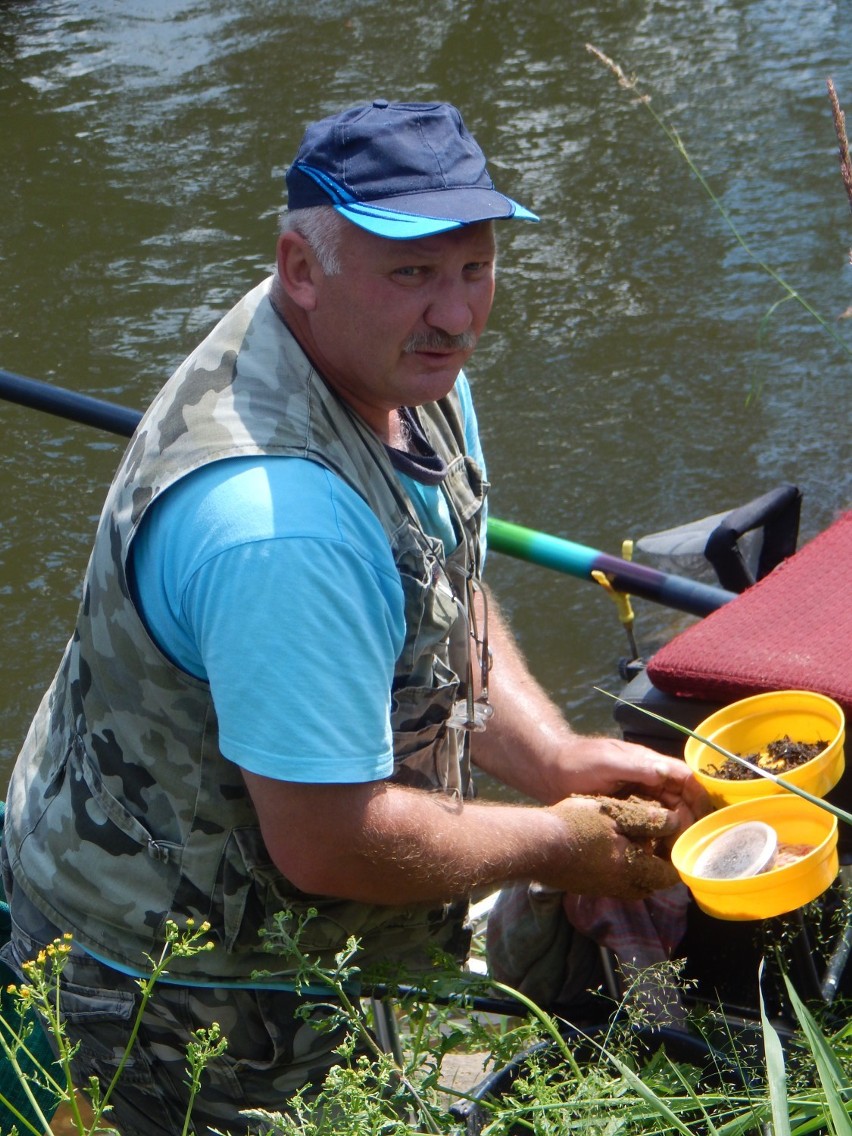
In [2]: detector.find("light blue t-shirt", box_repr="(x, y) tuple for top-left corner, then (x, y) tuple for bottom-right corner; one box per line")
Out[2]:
(129, 376), (485, 784)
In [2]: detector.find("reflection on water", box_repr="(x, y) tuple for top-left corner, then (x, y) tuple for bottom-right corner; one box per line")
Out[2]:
(1, 0), (850, 777)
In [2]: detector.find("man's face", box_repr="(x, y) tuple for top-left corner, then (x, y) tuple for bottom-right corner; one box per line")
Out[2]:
(292, 220), (496, 438)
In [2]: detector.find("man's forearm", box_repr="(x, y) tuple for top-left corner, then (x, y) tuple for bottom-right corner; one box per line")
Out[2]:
(242, 591), (707, 910)
(242, 771), (660, 906)
(320, 783), (576, 903)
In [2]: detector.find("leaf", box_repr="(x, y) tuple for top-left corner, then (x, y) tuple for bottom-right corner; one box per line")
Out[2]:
(783, 972), (852, 1136)
(665, 1057), (723, 1136)
(759, 960), (792, 1136)
(602, 1049), (696, 1136)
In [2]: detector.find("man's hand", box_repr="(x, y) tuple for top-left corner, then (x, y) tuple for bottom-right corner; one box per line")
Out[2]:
(548, 736), (712, 834)
(242, 774), (685, 908)
(543, 794), (682, 901)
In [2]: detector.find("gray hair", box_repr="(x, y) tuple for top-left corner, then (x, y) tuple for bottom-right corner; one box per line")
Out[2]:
(280, 205), (346, 275)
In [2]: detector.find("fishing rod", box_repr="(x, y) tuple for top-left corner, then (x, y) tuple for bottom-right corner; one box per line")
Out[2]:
(0, 367), (142, 438)
(0, 367), (735, 617)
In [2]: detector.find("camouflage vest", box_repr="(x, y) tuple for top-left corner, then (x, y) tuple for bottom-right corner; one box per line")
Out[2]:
(5, 279), (487, 983)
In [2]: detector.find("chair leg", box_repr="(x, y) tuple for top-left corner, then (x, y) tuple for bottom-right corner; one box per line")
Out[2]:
(599, 946), (622, 1001)
(819, 864), (852, 1004)
(369, 995), (403, 1063)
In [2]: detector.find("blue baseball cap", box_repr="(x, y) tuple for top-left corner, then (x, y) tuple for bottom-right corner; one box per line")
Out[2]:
(285, 100), (539, 240)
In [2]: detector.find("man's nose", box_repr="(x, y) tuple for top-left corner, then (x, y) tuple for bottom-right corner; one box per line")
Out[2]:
(423, 282), (474, 337)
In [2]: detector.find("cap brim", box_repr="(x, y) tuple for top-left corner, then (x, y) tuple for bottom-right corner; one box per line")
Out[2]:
(336, 189), (538, 240)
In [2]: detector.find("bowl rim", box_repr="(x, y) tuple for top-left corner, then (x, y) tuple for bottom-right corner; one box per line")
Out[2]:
(682, 689), (845, 785)
(687, 844), (840, 919)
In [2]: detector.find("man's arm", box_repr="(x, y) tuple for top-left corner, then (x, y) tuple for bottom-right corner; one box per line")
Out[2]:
(241, 771), (680, 905)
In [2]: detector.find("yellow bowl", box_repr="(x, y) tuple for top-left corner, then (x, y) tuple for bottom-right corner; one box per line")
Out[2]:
(671, 796), (839, 921)
(683, 690), (845, 808)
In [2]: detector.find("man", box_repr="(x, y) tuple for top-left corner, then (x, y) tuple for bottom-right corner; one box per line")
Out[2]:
(2, 101), (707, 1134)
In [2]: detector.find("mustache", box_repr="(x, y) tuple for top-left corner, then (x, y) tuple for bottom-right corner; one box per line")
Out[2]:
(402, 329), (478, 354)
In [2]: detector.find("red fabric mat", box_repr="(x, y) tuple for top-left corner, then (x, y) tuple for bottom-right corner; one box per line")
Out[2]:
(647, 509), (852, 714)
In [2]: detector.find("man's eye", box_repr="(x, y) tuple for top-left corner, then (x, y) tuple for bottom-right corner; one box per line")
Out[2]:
(393, 266), (424, 278)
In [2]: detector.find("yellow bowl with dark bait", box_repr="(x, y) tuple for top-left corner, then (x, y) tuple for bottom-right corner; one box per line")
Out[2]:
(683, 690), (845, 808)
(671, 796), (838, 921)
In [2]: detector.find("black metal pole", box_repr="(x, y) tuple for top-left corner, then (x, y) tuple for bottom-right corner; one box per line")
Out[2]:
(0, 368), (141, 439)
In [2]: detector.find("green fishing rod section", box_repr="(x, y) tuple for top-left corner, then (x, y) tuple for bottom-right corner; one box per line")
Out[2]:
(486, 517), (733, 617)
(0, 367), (735, 618)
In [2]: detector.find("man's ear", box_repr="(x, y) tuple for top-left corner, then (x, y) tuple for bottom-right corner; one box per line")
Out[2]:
(275, 231), (320, 311)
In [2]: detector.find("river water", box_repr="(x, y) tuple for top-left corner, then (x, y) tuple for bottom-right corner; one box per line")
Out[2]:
(1, 0), (850, 785)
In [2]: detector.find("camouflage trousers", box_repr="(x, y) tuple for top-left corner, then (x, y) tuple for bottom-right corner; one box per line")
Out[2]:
(1, 878), (365, 1136)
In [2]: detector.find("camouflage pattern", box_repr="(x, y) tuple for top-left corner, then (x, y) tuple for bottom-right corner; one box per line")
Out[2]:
(5, 277), (487, 985)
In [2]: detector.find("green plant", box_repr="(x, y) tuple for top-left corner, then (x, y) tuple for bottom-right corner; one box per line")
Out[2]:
(0, 919), (219, 1136)
(759, 962), (852, 1136)
(4, 906), (850, 1136)
(243, 910), (852, 1136)
(249, 908), (477, 1135)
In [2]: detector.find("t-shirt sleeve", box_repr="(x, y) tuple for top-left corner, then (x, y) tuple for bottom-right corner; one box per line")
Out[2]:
(129, 457), (405, 783)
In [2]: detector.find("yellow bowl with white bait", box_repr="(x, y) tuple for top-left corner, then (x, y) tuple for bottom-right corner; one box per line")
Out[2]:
(683, 690), (845, 808)
(671, 796), (838, 920)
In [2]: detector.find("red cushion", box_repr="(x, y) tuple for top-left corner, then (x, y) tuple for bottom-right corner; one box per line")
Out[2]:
(647, 509), (852, 714)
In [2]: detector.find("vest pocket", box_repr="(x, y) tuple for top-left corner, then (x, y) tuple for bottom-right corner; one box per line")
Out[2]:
(394, 538), (460, 676)
(391, 657), (466, 793)
(220, 826), (380, 959)
(71, 735), (182, 862)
